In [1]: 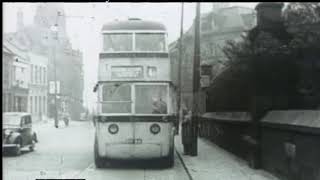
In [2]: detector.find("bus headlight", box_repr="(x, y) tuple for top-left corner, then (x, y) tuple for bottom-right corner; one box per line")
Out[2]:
(108, 124), (119, 134)
(150, 124), (161, 134)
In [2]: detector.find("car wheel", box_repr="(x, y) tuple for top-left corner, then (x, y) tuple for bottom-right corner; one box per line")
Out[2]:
(94, 138), (104, 168)
(29, 142), (35, 152)
(13, 138), (22, 156)
(33, 133), (38, 143)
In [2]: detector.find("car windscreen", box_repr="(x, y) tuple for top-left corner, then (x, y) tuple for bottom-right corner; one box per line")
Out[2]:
(101, 83), (131, 113)
(103, 33), (133, 52)
(135, 33), (166, 52)
(135, 84), (168, 114)
(3, 115), (21, 125)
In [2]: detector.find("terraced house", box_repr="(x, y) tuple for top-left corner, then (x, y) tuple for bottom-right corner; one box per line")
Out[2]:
(3, 39), (30, 113)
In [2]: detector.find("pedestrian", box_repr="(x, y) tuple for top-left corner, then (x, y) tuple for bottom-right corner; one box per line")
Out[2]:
(39, 112), (42, 122)
(181, 106), (193, 155)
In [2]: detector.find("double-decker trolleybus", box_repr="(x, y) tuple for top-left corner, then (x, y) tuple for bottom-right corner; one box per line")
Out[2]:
(93, 18), (177, 168)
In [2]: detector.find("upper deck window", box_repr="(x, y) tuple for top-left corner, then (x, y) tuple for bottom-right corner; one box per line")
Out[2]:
(135, 33), (166, 52)
(101, 83), (131, 113)
(103, 33), (133, 52)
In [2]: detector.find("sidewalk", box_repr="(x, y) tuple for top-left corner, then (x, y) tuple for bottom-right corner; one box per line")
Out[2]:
(175, 136), (280, 180)
(32, 118), (53, 131)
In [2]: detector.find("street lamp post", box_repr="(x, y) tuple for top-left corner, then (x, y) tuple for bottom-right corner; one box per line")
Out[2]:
(177, 2), (184, 135)
(48, 11), (92, 127)
(50, 23), (59, 128)
(55, 11), (94, 123)
(190, 2), (201, 156)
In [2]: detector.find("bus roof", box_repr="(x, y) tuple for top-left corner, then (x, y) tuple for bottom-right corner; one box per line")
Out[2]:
(102, 19), (166, 31)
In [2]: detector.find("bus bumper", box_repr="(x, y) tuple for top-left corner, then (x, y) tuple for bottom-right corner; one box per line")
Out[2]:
(99, 143), (171, 159)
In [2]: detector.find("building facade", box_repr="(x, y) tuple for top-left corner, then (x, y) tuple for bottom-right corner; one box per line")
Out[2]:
(28, 52), (48, 121)
(2, 42), (15, 112)
(47, 45), (84, 121)
(6, 4), (84, 121)
(169, 4), (256, 112)
(3, 39), (30, 112)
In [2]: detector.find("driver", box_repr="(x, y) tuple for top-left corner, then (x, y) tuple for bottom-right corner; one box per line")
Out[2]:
(152, 97), (167, 114)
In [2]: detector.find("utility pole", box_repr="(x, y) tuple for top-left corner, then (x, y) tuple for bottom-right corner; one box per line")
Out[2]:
(57, 12), (94, 122)
(177, 2), (184, 134)
(54, 39), (59, 128)
(53, 28), (59, 128)
(51, 12), (60, 128)
(190, 2), (201, 156)
(49, 11), (94, 128)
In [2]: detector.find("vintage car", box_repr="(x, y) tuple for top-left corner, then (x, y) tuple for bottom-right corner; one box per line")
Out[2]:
(2, 112), (38, 155)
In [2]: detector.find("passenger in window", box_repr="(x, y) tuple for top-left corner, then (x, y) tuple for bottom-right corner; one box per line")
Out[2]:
(152, 97), (167, 114)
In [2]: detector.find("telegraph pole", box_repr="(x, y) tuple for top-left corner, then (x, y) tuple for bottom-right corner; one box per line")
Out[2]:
(57, 12), (95, 123)
(190, 2), (201, 156)
(177, 2), (184, 134)
(49, 11), (94, 128)
(51, 12), (60, 128)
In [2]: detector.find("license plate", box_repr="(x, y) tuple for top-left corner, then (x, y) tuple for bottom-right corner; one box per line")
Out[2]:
(125, 138), (134, 144)
(125, 138), (142, 144)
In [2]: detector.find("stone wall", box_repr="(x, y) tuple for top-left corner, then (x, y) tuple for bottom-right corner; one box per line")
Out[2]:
(261, 128), (320, 180)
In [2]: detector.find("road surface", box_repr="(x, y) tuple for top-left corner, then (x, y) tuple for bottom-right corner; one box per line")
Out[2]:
(3, 120), (189, 180)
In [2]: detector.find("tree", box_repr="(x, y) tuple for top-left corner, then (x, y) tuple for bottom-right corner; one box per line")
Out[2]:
(221, 3), (320, 110)
(285, 3), (320, 55)
(284, 3), (320, 26)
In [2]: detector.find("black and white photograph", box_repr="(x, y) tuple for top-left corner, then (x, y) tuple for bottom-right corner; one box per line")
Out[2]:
(2, 2), (320, 180)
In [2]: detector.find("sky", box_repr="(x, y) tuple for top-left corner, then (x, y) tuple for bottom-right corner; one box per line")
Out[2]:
(3, 2), (257, 111)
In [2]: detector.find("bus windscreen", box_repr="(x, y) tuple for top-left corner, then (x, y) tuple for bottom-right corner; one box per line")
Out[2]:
(101, 83), (132, 113)
(135, 84), (168, 114)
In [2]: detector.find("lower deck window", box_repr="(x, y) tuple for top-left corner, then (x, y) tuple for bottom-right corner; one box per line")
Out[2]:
(100, 83), (168, 114)
(102, 83), (131, 113)
(135, 85), (168, 114)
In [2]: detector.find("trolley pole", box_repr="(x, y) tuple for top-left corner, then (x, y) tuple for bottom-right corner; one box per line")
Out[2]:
(190, 2), (201, 156)
(177, 2), (184, 133)
(53, 28), (58, 128)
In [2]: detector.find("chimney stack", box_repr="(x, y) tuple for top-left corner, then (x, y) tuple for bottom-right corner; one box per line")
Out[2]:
(255, 2), (284, 30)
(17, 8), (24, 32)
